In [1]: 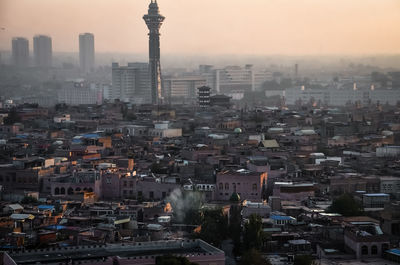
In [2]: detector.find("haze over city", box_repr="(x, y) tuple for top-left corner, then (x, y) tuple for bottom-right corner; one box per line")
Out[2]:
(1, 0), (400, 55)
(1, 1), (400, 265)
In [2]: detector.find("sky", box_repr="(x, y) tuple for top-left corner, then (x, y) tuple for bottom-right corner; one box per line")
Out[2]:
(0, 0), (400, 55)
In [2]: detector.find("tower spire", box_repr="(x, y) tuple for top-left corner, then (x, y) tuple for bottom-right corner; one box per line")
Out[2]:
(143, 0), (165, 105)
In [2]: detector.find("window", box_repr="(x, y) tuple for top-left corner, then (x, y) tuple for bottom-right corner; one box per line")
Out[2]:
(123, 181), (127, 187)
(219, 183), (223, 190)
(233, 183), (236, 192)
(252, 183), (257, 191)
(130, 181), (133, 187)
(106, 177), (111, 184)
(361, 245), (368, 255)
(371, 245), (378, 255)
(123, 190), (127, 195)
(225, 183), (229, 190)
(149, 191), (154, 199)
(162, 192), (166, 198)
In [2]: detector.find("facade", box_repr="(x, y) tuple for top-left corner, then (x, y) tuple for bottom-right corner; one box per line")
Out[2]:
(143, 0), (165, 105)
(8, 239), (225, 265)
(12, 37), (29, 67)
(111, 62), (151, 104)
(216, 169), (267, 201)
(285, 86), (400, 106)
(57, 80), (102, 105)
(198, 86), (211, 108)
(33, 35), (52, 67)
(362, 193), (390, 208)
(163, 76), (206, 103)
(79, 33), (95, 73)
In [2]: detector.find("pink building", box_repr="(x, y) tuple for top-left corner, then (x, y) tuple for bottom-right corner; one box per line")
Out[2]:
(216, 169), (267, 201)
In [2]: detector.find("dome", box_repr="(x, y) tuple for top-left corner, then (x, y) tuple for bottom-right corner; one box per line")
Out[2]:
(234, 128), (242, 134)
(230, 192), (241, 202)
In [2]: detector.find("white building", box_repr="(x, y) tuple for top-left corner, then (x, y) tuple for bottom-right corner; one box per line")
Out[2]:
(57, 80), (101, 105)
(111, 62), (151, 104)
(163, 75), (206, 103)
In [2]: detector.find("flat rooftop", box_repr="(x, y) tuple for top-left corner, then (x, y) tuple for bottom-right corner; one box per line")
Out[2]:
(9, 239), (224, 264)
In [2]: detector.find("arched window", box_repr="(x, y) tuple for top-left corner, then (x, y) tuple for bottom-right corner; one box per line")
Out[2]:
(371, 245), (378, 255)
(67, 187), (74, 195)
(88, 188), (93, 192)
(225, 183), (229, 190)
(232, 183), (236, 192)
(75, 187), (81, 192)
(54, 187), (60, 195)
(219, 183), (223, 190)
(361, 245), (368, 255)
(252, 183), (257, 191)
(60, 187), (65, 195)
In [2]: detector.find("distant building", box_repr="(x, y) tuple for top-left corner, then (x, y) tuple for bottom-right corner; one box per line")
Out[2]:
(210, 94), (231, 108)
(111, 62), (151, 104)
(57, 80), (102, 105)
(163, 75), (206, 104)
(12, 37), (29, 67)
(198, 86), (211, 108)
(79, 33), (95, 73)
(33, 35), (52, 67)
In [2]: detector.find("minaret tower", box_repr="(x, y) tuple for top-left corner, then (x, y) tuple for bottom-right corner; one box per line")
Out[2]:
(143, 0), (165, 105)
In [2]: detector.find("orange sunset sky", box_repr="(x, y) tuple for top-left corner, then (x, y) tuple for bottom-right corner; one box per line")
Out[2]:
(0, 0), (400, 55)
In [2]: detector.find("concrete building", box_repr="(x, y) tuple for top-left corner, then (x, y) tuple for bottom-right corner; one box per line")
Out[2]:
(143, 0), (165, 105)
(79, 33), (95, 73)
(57, 80), (102, 105)
(111, 62), (151, 104)
(198, 86), (211, 109)
(12, 37), (29, 67)
(216, 169), (267, 201)
(285, 86), (400, 106)
(7, 239), (225, 265)
(362, 193), (390, 208)
(163, 75), (206, 104)
(33, 35), (52, 67)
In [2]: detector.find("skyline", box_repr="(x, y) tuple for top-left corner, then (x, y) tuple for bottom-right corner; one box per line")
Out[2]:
(0, 0), (400, 55)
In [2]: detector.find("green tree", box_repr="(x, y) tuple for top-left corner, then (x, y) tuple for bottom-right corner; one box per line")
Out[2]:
(4, 108), (21, 125)
(155, 255), (198, 265)
(328, 194), (362, 216)
(294, 255), (315, 265)
(243, 214), (265, 251)
(198, 208), (228, 247)
(21, 196), (38, 204)
(229, 205), (242, 256)
(239, 248), (271, 265)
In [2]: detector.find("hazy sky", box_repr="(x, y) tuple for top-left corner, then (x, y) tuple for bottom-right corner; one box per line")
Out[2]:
(1, 0), (400, 55)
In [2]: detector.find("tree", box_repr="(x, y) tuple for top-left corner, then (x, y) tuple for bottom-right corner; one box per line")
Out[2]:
(239, 248), (271, 265)
(328, 194), (362, 217)
(198, 208), (228, 247)
(294, 255), (315, 265)
(21, 196), (38, 204)
(243, 214), (265, 251)
(155, 255), (198, 265)
(4, 108), (21, 125)
(229, 205), (242, 256)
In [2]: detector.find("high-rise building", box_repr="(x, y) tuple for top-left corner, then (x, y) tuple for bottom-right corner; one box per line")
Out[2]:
(79, 33), (95, 73)
(12, 37), (29, 67)
(143, 0), (165, 105)
(111, 63), (151, 104)
(33, 35), (52, 67)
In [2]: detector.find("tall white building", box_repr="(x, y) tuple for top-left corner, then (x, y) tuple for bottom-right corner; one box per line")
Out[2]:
(111, 63), (151, 104)
(12, 37), (29, 67)
(79, 33), (95, 73)
(33, 35), (52, 67)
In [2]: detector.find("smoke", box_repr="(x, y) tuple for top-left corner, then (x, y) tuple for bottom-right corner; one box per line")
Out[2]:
(166, 188), (204, 223)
